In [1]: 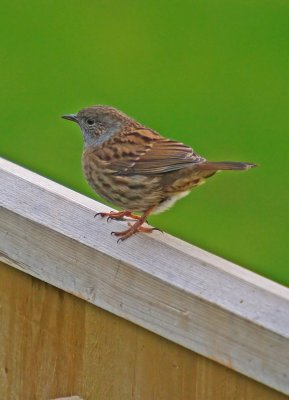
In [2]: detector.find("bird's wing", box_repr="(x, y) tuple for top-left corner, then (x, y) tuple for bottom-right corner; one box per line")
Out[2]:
(108, 128), (205, 175)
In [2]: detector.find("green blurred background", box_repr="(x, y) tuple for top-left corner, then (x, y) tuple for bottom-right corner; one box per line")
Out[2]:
(1, 1), (288, 285)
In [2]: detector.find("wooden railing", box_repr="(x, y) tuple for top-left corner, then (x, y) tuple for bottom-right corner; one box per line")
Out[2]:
(0, 157), (288, 399)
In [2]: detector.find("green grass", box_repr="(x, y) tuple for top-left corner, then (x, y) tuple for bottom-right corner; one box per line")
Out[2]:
(1, 0), (288, 285)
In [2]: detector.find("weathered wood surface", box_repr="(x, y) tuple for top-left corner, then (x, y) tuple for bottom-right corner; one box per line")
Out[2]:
(0, 157), (289, 396)
(0, 261), (287, 400)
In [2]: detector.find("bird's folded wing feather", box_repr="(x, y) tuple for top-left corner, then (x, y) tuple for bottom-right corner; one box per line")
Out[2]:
(108, 128), (205, 175)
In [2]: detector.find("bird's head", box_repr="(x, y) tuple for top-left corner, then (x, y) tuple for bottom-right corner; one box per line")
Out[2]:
(62, 105), (140, 147)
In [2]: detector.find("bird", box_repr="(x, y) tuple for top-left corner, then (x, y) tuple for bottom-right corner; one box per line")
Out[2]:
(62, 106), (256, 241)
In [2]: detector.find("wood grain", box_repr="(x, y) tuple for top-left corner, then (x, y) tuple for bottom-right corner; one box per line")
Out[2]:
(0, 261), (287, 400)
(1, 157), (289, 396)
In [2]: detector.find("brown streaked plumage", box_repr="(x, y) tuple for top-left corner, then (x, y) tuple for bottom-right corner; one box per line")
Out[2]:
(62, 106), (257, 241)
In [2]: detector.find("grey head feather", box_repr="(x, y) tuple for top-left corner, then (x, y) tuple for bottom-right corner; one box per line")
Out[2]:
(64, 105), (140, 148)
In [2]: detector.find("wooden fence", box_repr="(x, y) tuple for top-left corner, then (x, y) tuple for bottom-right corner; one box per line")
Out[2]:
(0, 157), (288, 400)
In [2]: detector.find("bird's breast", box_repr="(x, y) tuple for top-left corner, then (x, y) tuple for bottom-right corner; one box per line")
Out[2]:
(82, 147), (163, 211)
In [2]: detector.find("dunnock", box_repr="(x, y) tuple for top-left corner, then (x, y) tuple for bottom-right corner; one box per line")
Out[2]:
(62, 106), (256, 241)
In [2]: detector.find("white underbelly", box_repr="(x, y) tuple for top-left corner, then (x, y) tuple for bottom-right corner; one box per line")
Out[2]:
(153, 191), (190, 214)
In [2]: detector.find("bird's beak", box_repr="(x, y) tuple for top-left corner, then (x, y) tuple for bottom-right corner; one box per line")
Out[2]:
(62, 114), (78, 122)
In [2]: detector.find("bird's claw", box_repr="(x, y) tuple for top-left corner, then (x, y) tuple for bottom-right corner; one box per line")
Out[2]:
(96, 207), (157, 242)
(107, 216), (126, 222)
(94, 212), (103, 218)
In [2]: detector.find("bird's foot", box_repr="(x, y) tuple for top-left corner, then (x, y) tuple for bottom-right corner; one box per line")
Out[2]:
(111, 222), (161, 242)
(94, 210), (141, 222)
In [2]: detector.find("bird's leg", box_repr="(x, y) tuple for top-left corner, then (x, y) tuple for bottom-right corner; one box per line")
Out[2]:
(111, 207), (156, 242)
(94, 210), (141, 221)
(127, 223), (163, 233)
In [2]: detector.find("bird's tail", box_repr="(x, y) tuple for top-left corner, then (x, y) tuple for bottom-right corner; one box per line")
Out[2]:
(198, 161), (257, 171)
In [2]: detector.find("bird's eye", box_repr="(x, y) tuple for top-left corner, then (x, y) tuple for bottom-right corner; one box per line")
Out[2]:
(86, 119), (95, 126)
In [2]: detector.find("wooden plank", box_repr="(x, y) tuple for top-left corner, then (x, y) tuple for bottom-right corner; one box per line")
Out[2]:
(52, 397), (84, 400)
(51, 397), (83, 400)
(0, 261), (287, 400)
(0, 157), (289, 395)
